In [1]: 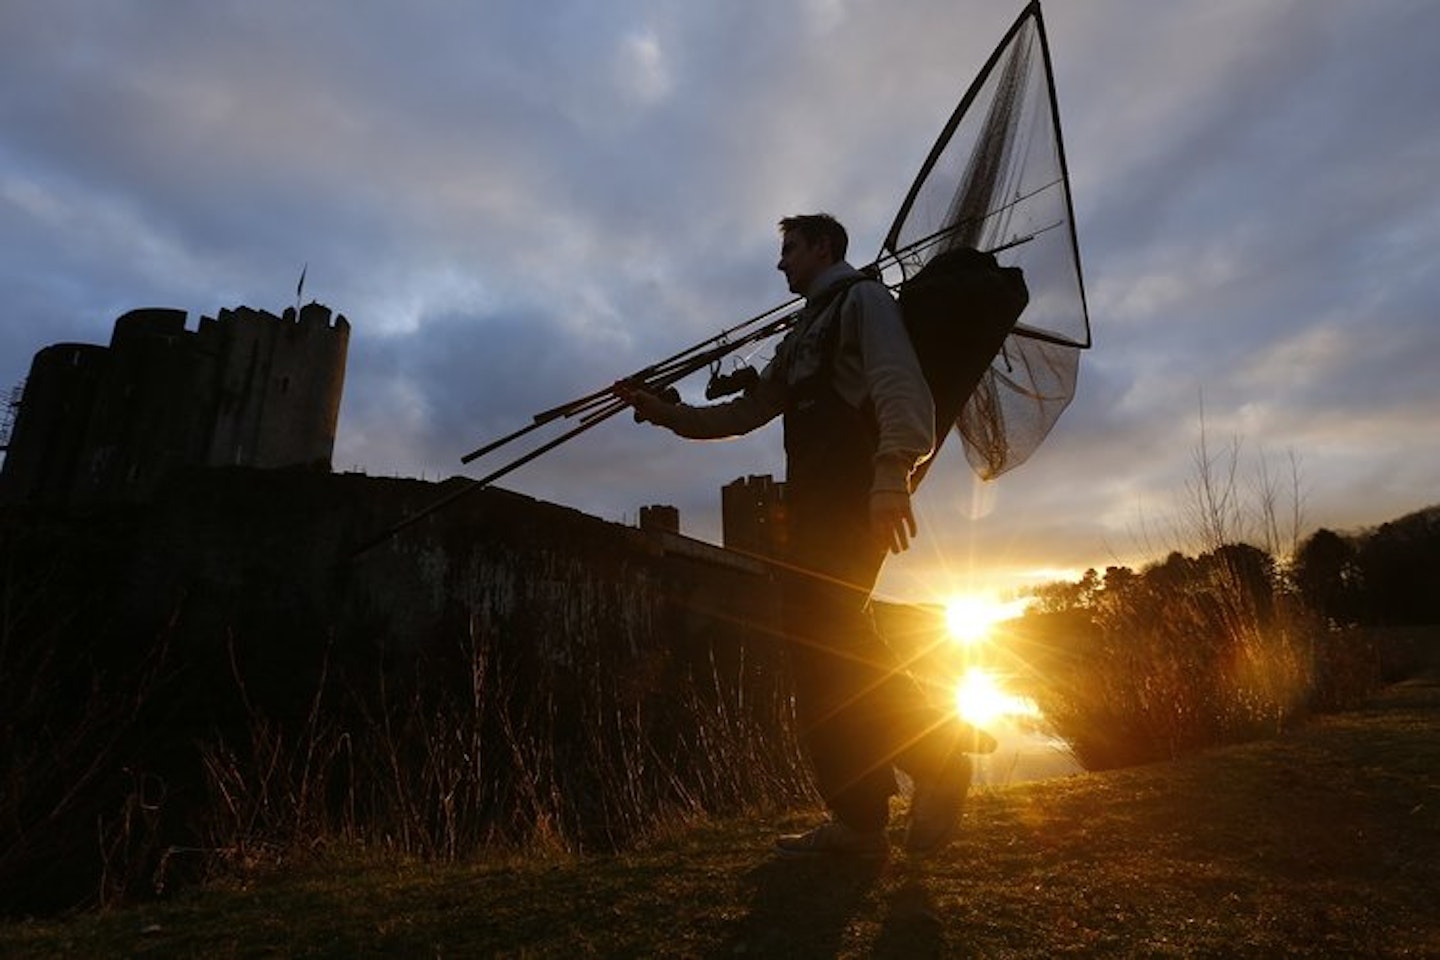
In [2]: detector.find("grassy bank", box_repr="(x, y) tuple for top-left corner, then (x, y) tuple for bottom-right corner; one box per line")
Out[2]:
(3, 676), (1437, 958)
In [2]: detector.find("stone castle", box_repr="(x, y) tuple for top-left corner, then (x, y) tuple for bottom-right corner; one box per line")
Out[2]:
(0, 302), (348, 506)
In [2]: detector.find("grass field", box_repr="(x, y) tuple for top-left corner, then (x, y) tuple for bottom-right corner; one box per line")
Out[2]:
(3, 675), (1436, 958)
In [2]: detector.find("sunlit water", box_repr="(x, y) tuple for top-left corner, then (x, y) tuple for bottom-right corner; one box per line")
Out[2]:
(969, 719), (1082, 786)
(906, 595), (1086, 786)
(951, 663), (1082, 786)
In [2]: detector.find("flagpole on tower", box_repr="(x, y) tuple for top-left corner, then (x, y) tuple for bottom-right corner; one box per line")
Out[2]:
(295, 262), (308, 315)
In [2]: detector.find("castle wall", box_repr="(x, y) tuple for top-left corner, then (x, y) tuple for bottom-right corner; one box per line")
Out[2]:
(0, 468), (798, 910)
(10, 467), (789, 757)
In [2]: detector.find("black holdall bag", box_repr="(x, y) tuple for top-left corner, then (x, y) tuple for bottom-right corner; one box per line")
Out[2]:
(896, 246), (1028, 486)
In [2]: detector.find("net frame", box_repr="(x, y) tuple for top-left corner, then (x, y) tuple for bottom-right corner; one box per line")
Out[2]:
(881, 0), (1091, 479)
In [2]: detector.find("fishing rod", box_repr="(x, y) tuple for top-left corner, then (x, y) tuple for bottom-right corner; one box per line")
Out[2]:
(350, 220), (1040, 560)
(459, 300), (800, 464)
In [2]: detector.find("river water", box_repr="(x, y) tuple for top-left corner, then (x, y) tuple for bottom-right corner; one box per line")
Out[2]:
(970, 718), (1083, 787)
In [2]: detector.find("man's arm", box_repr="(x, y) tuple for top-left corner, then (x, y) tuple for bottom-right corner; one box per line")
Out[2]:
(848, 281), (935, 554)
(614, 369), (784, 440)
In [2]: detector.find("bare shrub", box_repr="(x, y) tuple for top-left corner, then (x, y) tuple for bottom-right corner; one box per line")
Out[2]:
(1016, 412), (1335, 770)
(0, 538), (177, 912)
(189, 602), (813, 880)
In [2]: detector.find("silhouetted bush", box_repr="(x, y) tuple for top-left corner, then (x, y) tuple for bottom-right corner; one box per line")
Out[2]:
(0, 521), (179, 912)
(187, 606), (815, 882)
(1014, 543), (1387, 771)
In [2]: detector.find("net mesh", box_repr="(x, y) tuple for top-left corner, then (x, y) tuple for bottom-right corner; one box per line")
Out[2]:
(882, 3), (1089, 480)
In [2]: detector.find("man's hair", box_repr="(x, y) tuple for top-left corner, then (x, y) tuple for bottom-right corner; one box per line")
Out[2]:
(779, 213), (848, 261)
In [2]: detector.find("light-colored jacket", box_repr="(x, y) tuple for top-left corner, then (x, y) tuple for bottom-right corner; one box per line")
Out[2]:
(663, 261), (934, 494)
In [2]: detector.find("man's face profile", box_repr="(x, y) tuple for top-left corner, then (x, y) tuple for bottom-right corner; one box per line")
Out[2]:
(777, 230), (831, 296)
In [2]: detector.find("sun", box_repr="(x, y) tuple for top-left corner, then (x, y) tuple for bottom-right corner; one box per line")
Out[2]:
(943, 594), (1009, 644)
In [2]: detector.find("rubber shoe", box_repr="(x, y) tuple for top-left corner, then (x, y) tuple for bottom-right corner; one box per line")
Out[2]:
(773, 821), (889, 861)
(905, 752), (974, 855)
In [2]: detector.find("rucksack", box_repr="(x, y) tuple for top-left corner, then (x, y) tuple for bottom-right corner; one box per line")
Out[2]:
(896, 247), (1028, 486)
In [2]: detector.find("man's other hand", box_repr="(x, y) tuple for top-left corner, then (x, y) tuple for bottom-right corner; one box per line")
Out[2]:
(870, 489), (918, 554)
(613, 381), (677, 427)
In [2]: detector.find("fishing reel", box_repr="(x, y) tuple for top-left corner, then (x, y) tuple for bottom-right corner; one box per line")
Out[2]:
(705, 363), (759, 400)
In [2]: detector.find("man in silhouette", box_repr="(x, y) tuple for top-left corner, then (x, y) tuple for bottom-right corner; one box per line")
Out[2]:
(618, 213), (988, 859)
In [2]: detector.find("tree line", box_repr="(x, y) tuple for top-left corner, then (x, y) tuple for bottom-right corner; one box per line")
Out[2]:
(1291, 505), (1440, 628)
(1012, 503), (1439, 771)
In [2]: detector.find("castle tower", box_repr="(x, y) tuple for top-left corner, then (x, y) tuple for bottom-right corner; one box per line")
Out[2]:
(71, 308), (218, 502)
(0, 343), (109, 506)
(721, 475), (788, 559)
(201, 302), (349, 470)
(0, 301), (350, 506)
(638, 504), (680, 535)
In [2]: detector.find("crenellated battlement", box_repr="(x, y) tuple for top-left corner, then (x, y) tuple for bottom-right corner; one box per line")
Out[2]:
(0, 301), (350, 506)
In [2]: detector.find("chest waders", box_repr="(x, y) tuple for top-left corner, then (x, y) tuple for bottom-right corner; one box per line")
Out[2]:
(780, 288), (960, 832)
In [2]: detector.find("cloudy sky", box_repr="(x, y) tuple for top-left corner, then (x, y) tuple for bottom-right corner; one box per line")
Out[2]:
(2, 0), (1437, 604)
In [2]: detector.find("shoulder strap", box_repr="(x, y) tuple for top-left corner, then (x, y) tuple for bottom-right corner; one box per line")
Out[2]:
(811, 274), (878, 362)
(808, 273), (869, 318)
(787, 275), (874, 396)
